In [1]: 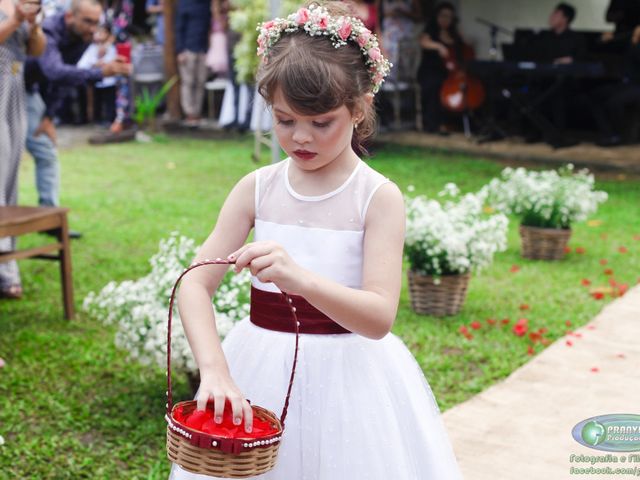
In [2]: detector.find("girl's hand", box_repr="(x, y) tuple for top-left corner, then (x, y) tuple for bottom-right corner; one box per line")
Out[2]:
(227, 241), (307, 295)
(197, 370), (253, 433)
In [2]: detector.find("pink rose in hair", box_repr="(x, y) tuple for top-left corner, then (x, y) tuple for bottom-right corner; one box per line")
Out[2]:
(295, 8), (309, 24)
(357, 30), (372, 48)
(368, 47), (382, 61)
(263, 20), (275, 30)
(338, 21), (352, 41)
(318, 16), (328, 30)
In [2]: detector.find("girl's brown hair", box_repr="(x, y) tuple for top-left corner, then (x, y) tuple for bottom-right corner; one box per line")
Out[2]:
(256, 1), (377, 156)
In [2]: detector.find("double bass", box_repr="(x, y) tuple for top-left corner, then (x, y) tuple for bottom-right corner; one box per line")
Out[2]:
(439, 42), (486, 113)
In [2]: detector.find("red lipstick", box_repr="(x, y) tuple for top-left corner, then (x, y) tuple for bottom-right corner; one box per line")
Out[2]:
(293, 150), (317, 160)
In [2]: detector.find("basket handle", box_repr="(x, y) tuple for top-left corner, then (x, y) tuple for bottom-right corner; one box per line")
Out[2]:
(166, 259), (300, 430)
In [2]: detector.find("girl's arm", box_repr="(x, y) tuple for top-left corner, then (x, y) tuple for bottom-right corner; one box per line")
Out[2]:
(231, 182), (406, 340)
(178, 171), (256, 429)
(296, 182), (405, 339)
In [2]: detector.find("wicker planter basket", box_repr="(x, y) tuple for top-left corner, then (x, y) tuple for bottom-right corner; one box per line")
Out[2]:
(407, 270), (471, 316)
(519, 224), (572, 261)
(165, 259), (300, 478)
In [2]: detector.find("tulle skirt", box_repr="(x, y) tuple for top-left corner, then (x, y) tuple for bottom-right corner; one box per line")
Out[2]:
(169, 318), (463, 480)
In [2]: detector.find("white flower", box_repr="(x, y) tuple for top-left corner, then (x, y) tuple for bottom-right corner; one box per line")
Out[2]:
(480, 165), (608, 228)
(404, 186), (508, 278)
(82, 232), (251, 373)
(0, 435), (4, 446)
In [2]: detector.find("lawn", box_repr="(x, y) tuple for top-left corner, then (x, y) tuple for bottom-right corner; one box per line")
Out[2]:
(1, 135), (638, 479)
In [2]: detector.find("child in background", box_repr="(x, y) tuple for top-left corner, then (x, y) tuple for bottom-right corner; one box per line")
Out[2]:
(77, 23), (117, 125)
(169, 2), (463, 479)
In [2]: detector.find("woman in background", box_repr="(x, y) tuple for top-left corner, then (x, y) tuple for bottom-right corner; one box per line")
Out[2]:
(0, 0), (45, 299)
(418, 1), (465, 134)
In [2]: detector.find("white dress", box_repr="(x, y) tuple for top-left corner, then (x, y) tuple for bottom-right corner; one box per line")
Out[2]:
(170, 158), (464, 480)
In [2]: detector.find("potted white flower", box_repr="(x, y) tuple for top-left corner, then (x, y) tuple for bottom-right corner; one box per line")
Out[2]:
(83, 233), (250, 394)
(480, 165), (608, 260)
(404, 184), (508, 316)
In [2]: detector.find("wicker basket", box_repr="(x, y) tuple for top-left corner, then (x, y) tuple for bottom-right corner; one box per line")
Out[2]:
(519, 224), (572, 261)
(165, 259), (300, 478)
(407, 270), (471, 316)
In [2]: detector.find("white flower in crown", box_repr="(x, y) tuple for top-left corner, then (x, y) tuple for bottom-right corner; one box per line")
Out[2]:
(256, 4), (392, 94)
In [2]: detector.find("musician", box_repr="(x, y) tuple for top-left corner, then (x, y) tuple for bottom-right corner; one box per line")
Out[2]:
(605, 0), (640, 36)
(520, 2), (585, 144)
(417, 1), (464, 134)
(589, 25), (640, 146)
(536, 3), (586, 64)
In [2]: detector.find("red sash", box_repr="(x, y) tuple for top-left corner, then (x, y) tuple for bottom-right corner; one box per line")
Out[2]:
(250, 286), (352, 335)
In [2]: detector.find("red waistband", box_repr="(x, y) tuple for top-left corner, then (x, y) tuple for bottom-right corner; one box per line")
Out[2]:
(249, 286), (352, 335)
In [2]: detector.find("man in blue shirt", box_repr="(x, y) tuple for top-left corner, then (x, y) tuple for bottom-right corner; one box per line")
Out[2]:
(24, 0), (130, 237)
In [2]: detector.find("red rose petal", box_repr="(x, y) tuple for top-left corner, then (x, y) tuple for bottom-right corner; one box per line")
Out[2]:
(618, 284), (629, 296)
(564, 246), (572, 254)
(565, 340), (573, 346)
(527, 345), (535, 355)
(458, 325), (469, 334)
(510, 264), (520, 273)
(575, 247), (586, 254)
(586, 325), (596, 330)
(633, 234), (640, 241)
(581, 279), (591, 286)
(618, 246), (628, 253)
(599, 259), (608, 265)
(538, 327), (548, 334)
(565, 320), (572, 326)
(604, 268), (614, 275)
(464, 333), (473, 340)
(572, 332), (583, 338)
(470, 321), (482, 330)
(617, 353), (626, 358)
(512, 323), (528, 336)
(590, 367), (599, 373)
(592, 292), (605, 300)
(486, 318), (497, 325)
(519, 304), (530, 311)
(501, 318), (510, 325)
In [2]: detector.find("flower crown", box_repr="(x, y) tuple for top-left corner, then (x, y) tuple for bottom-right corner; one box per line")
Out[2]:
(256, 4), (392, 94)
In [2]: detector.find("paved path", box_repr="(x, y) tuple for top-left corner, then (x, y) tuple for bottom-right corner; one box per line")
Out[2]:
(443, 285), (640, 480)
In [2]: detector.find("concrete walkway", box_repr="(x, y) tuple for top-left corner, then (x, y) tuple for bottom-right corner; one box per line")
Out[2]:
(442, 285), (640, 480)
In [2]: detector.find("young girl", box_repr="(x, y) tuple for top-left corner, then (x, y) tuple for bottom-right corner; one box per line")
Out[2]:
(170, 3), (463, 478)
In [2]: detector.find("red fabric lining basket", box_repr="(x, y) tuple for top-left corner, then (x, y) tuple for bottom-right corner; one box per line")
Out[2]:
(165, 259), (300, 478)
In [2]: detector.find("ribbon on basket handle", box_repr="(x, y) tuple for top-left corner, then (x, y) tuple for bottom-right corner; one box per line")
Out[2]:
(166, 259), (300, 430)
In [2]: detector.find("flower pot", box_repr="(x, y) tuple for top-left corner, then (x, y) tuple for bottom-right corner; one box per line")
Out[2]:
(519, 224), (571, 261)
(407, 270), (471, 316)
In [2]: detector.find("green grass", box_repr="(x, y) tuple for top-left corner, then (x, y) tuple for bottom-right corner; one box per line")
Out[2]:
(1, 136), (638, 478)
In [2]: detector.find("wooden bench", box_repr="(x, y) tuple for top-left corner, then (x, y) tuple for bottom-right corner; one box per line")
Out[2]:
(0, 206), (74, 319)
